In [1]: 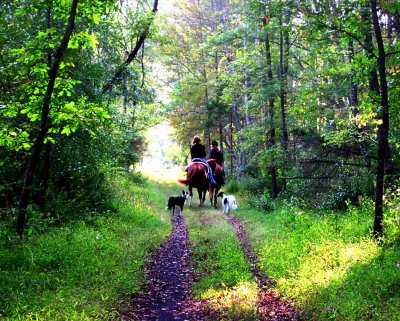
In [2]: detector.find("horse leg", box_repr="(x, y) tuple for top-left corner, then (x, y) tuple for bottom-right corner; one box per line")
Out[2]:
(214, 187), (220, 208)
(209, 186), (213, 206)
(197, 188), (203, 207)
(189, 186), (193, 207)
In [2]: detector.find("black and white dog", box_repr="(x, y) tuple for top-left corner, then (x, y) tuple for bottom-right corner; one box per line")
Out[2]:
(217, 192), (238, 214)
(167, 190), (189, 214)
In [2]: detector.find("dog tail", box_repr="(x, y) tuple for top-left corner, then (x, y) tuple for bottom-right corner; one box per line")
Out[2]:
(231, 201), (238, 211)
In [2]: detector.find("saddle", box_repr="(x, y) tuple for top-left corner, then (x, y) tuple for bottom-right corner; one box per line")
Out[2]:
(191, 158), (208, 167)
(186, 159), (209, 175)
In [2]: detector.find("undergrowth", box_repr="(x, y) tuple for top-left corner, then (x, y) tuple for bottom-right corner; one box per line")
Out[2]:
(234, 195), (400, 321)
(0, 173), (170, 321)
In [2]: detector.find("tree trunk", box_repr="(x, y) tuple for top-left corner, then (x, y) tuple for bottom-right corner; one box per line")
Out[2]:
(263, 10), (278, 199)
(230, 107), (234, 175)
(37, 2), (54, 211)
(348, 40), (359, 112)
(279, 15), (289, 192)
(16, 0), (79, 236)
(38, 142), (51, 211)
(370, 0), (389, 239)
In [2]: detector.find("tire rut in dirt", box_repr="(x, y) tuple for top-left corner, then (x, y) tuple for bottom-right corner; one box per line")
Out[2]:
(119, 209), (194, 321)
(226, 214), (300, 321)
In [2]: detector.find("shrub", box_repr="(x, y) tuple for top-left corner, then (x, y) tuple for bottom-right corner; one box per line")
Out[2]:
(243, 189), (276, 213)
(225, 178), (239, 193)
(237, 175), (268, 195)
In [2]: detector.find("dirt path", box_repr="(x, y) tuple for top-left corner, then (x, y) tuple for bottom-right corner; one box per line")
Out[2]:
(119, 208), (195, 321)
(119, 206), (299, 320)
(226, 214), (299, 321)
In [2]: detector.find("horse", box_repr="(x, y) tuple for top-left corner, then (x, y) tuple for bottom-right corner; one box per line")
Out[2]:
(178, 162), (209, 207)
(207, 159), (224, 208)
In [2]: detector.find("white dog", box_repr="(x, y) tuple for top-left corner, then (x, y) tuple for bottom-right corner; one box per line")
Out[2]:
(217, 192), (238, 214)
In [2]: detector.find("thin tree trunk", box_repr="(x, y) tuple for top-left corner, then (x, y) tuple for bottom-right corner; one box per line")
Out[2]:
(348, 40), (359, 113)
(263, 9), (278, 199)
(16, 0), (79, 236)
(37, 2), (54, 211)
(38, 143), (51, 211)
(279, 15), (289, 192)
(230, 107), (234, 175)
(370, 0), (389, 239)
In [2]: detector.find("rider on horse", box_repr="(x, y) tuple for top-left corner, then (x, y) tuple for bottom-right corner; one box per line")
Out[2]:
(189, 136), (216, 185)
(209, 140), (225, 185)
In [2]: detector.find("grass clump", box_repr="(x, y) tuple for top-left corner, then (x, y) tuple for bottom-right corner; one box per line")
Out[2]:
(184, 206), (258, 320)
(0, 174), (170, 321)
(234, 195), (400, 321)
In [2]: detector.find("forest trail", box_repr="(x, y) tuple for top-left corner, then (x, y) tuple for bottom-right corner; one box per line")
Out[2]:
(118, 205), (299, 320)
(225, 214), (298, 320)
(121, 128), (299, 320)
(119, 208), (195, 321)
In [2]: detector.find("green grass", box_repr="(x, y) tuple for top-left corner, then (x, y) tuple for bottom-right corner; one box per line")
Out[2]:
(184, 204), (258, 320)
(3, 164), (398, 321)
(233, 196), (400, 321)
(0, 174), (171, 321)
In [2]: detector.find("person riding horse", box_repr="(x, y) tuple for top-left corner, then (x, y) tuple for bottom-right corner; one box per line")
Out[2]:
(209, 140), (225, 185)
(209, 140), (223, 166)
(189, 136), (216, 185)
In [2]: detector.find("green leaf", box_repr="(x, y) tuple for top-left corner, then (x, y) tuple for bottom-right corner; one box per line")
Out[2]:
(93, 13), (100, 24)
(61, 126), (71, 136)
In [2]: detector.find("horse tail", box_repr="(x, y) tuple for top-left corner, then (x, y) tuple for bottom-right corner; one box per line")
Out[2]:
(178, 166), (197, 185)
(178, 178), (189, 185)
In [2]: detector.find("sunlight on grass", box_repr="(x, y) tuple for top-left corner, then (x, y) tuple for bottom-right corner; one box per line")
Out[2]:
(201, 281), (259, 318)
(277, 238), (380, 299)
(137, 158), (185, 185)
(232, 199), (400, 320)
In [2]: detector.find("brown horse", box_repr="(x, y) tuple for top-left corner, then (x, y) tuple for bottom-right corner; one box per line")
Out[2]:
(178, 162), (209, 207)
(207, 159), (224, 208)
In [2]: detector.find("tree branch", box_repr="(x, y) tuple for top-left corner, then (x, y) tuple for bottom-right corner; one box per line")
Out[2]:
(102, 0), (158, 94)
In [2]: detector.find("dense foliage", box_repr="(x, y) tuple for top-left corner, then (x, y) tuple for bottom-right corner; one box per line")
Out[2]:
(0, 0), (160, 233)
(1, 1), (400, 320)
(160, 0), (400, 237)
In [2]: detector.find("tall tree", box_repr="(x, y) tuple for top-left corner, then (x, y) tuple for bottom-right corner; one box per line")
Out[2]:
(262, 6), (279, 198)
(279, 12), (289, 191)
(370, 0), (389, 238)
(16, 0), (79, 236)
